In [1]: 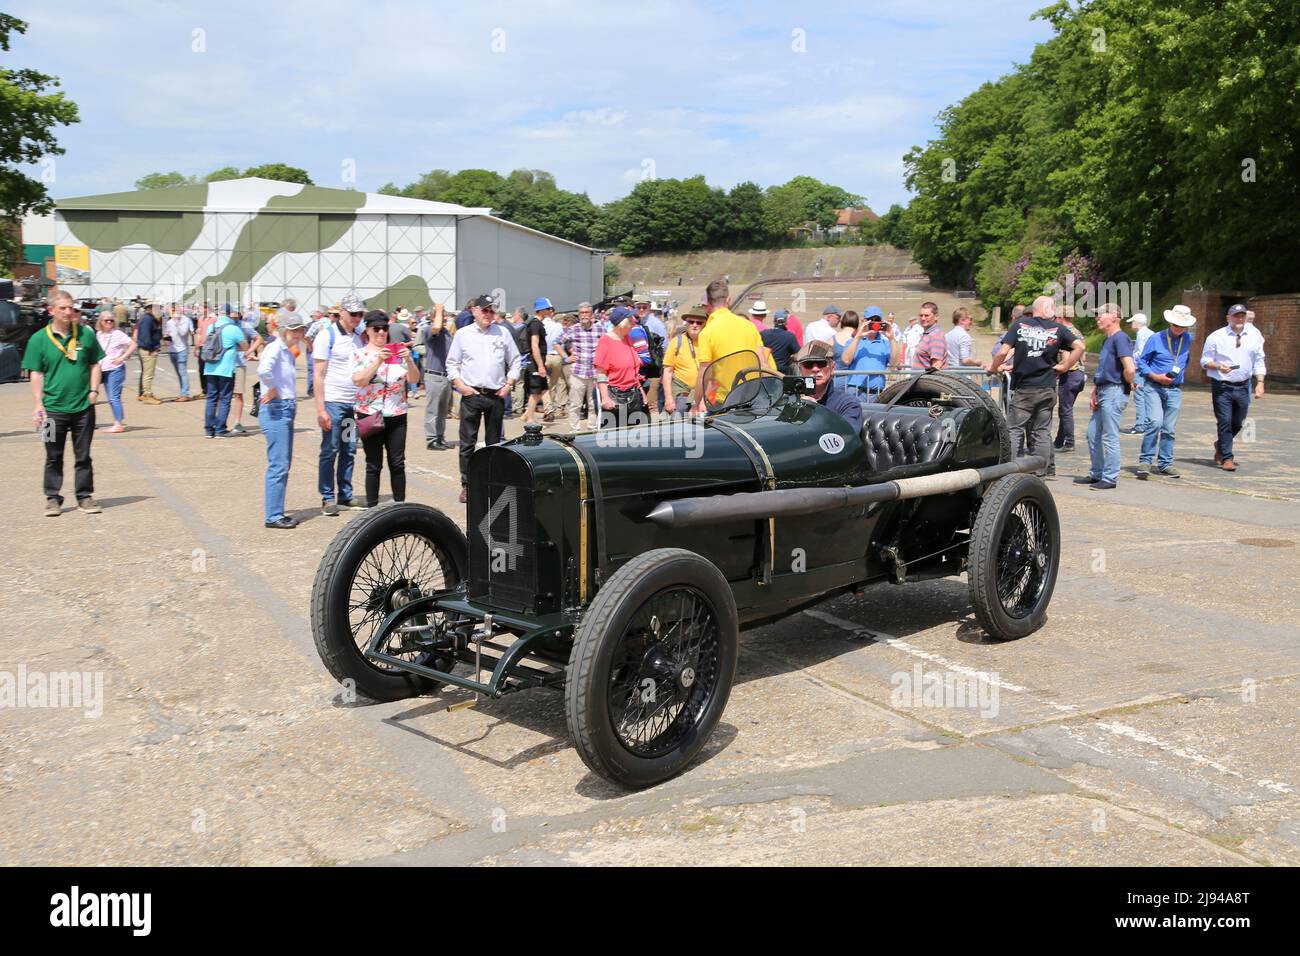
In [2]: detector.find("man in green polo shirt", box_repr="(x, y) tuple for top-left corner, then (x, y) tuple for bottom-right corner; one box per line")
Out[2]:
(22, 289), (106, 516)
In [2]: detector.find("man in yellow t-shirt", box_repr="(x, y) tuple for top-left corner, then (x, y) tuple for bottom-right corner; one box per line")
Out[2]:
(694, 278), (766, 412)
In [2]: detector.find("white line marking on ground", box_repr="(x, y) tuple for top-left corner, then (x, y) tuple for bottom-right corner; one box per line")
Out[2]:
(1093, 721), (1293, 795)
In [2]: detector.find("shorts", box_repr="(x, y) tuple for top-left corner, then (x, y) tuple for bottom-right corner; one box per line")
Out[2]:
(233, 365), (247, 393)
(525, 370), (549, 395)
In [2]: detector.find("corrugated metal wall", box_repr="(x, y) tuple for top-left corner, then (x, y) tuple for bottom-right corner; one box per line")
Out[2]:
(456, 216), (602, 313)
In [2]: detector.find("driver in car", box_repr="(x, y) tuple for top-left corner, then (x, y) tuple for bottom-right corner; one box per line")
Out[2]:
(795, 339), (862, 433)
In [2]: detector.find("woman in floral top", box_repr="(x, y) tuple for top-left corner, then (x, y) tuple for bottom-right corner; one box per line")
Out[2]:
(351, 310), (421, 507)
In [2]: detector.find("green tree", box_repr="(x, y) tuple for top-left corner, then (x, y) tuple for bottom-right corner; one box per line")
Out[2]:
(134, 171), (196, 190)
(0, 12), (79, 249)
(439, 168), (506, 208)
(204, 166), (242, 182)
(242, 163), (312, 185)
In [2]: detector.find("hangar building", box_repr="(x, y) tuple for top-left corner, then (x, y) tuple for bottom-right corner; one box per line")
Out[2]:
(51, 177), (604, 312)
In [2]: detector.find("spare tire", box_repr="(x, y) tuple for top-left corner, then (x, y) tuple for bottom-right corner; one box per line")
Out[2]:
(877, 371), (1011, 464)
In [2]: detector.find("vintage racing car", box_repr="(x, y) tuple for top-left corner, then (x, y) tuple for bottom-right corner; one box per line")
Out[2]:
(310, 356), (1060, 789)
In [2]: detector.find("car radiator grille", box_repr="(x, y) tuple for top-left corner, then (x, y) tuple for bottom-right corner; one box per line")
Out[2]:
(468, 451), (537, 613)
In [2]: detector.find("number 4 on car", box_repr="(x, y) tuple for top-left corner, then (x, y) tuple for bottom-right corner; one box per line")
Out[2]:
(311, 357), (1060, 789)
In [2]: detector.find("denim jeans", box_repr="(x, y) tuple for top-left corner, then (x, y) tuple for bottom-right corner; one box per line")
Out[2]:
(168, 350), (190, 397)
(1055, 369), (1085, 446)
(1086, 384), (1128, 483)
(1139, 383), (1183, 469)
(1129, 379), (1152, 431)
(203, 375), (234, 436)
(318, 400), (357, 502)
(104, 365), (126, 421)
(1211, 381), (1251, 462)
(259, 398), (296, 522)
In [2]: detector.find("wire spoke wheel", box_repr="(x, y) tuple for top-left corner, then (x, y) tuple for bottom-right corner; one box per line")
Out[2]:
(995, 500), (1051, 617)
(567, 548), (739, 789)
(346, 531), (453, 669)
(312, 503), (468, 702)
(968, 474), (1059, 640)
(606, 587), (721, 758)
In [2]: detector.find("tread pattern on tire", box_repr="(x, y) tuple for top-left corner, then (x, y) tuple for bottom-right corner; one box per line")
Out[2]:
(967, 473), (1058, 640)
(310, 502), (467, 701)
(565, 547), (737, 788)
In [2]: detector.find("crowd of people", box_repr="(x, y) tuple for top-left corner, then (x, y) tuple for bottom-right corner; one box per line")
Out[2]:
(18, 282), (1271, 523)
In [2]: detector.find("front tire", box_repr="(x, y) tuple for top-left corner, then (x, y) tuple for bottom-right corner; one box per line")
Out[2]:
(310, 502), (468, 701)
(967, 474), (1060, 639)
(566, 549), (739, 789)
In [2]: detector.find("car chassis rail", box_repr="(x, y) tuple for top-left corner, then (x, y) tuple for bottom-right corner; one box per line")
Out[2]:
(364, 589), (573, 699)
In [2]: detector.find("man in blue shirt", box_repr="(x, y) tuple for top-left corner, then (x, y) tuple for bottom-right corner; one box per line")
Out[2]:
(1135, 305), (1197, 479)
(201, 311), (248, 438)
(134, 304), (163, 405)
(1074, 304), (1135, 489)
(839, 306), (894, 398)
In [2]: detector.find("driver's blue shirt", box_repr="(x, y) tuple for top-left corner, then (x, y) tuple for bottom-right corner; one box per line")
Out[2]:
(817, 383), (862, 433)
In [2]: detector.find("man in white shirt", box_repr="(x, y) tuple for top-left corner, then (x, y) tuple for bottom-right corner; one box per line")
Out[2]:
(163, 307), (195, 401)
(447, 295), (522, 503)
(804, 305), (841, 344)
(312, 291), (367, 516)
(944, 307), (980, 367)
(902, 315), (925, 368)
(1200, 303), (1266, 472)
(1122, 313), (1155, 434)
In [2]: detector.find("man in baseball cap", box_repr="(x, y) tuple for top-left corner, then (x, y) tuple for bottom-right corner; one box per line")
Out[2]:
(312, 290), (369, 515)
(804, 305), (840, 345)
(1199, 303), (1267, 471)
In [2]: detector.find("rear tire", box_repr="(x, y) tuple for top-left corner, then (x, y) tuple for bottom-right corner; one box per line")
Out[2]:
(566, 549), (739, 789)
(967, 474), (1059, 640)
(878, 371), (1012, 463)
(311, 502), (467, 702)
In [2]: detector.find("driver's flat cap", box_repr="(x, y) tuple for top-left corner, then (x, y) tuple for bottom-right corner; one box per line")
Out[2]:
(793, 339), (835, 364)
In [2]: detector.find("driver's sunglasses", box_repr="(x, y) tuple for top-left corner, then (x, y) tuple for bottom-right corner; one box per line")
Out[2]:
(800, 360), (829, 370)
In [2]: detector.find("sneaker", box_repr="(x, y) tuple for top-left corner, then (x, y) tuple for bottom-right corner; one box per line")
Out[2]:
(215, 430), (234, 438)
(44, 498), (61, 517)
(338, 498), (366, 510)
(141, 395), (163, 406)
(1073, 475), (1098, 484)
(1121, 426), (1143, 435)
(1059, 444), (1075, 453)
(1157, 466), (1181, 478)
(265, 516), (298, 530)
(76, 497), (102, 514)
(1136, 464), (1151, 480)
(458, 487), (468, 504)
(1090, 480), (1117, 490)
(322, 499), (339, 517)
(204, 433), (215, 439)
(232, 423), (247, 435)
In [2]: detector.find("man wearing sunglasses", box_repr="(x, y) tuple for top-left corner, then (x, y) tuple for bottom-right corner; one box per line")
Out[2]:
(794, 339), (862, 433)
(663, 306), (708, 416)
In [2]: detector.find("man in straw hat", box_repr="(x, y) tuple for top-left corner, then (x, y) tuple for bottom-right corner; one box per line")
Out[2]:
(1134, 304), (1197, 479)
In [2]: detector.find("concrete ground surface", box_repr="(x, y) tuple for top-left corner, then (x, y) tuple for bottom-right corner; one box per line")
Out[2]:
(1, 353), (1297, 867)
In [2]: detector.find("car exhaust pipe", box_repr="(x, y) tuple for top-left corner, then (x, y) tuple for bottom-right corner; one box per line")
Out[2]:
(645, 457), (1047, 528)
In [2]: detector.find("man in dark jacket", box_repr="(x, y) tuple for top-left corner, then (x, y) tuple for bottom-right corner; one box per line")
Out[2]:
(134, 303), (163, 405)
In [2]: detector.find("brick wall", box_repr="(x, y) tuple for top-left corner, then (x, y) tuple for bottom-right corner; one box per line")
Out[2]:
(1172, 290), (1296, 387)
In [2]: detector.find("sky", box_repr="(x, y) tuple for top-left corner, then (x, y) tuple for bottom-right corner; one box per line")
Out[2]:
(10, 0), (1054, 211)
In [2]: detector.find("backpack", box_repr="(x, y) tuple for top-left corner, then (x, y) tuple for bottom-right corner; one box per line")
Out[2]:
(200, 319), (228, 363)
(509, 322), (533, 370)
(641, 325), (665, 378)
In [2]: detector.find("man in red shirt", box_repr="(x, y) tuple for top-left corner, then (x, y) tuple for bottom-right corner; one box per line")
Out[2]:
(909, 301), (947, 370)
(593, 306), (646, 429)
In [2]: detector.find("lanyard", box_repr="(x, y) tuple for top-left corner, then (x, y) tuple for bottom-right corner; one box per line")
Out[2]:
(45, 324), (79, 361)
(1164, 331), (1186, 367)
